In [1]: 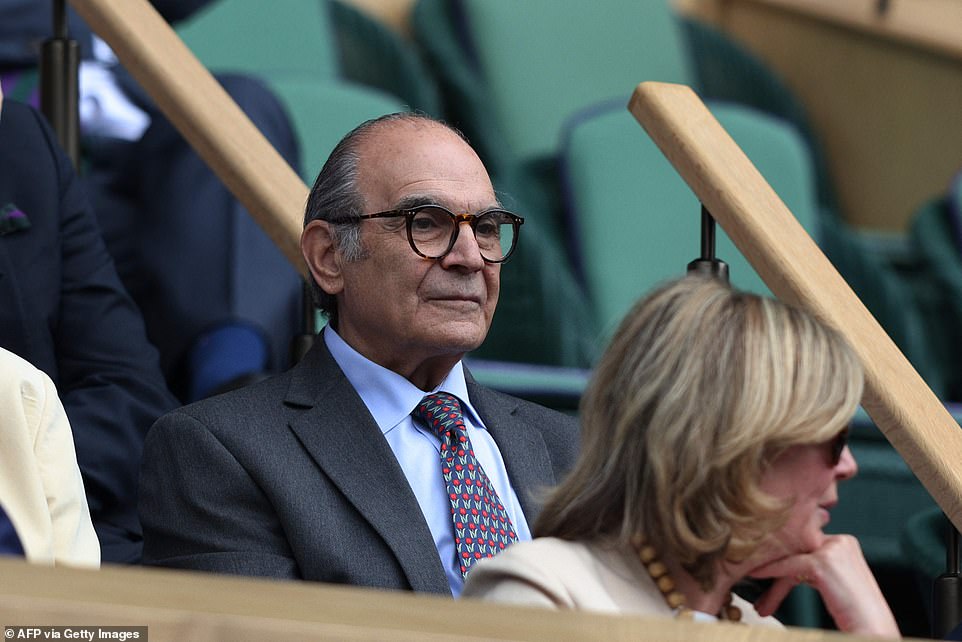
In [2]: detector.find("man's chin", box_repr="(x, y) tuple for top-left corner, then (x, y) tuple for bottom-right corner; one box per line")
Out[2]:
(432, 321), (490, 352)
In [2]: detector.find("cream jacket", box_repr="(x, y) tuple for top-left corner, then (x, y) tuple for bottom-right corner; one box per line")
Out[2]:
(462, 537), (781, 627)
(0, 347), (99, 566)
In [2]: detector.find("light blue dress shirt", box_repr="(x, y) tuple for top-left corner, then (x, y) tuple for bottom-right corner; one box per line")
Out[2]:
(324, 327), (531, 596)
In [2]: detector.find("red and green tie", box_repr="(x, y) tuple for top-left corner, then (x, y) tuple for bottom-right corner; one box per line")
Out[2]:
(414, 392), (519, 577)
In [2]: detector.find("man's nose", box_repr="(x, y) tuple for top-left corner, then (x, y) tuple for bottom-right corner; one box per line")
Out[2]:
(440, 220), (485, 269)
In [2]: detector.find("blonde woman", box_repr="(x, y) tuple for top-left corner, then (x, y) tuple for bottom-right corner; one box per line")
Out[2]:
(462, 276), (899, 638)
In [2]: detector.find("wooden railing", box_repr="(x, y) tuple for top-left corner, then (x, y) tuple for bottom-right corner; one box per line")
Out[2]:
(0, 557), (911, 641)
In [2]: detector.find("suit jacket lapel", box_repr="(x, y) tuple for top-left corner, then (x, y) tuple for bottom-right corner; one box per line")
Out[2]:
(466, 376), (557, 525)
(285, 341), (448, 593)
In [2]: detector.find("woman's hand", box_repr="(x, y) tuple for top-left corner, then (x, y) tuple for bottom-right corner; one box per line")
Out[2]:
(749, 534), (900, 639)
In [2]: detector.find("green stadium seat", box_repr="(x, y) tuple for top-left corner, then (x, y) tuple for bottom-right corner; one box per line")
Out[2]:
(178, 0), (443, 119)
(267, 79), (406, 182)
(176, 0), (338, 79)
(680, 17), (838, 217)
(328, 0), (442, 116)
(411, 0), (695, 250)
(468, 212), (600, 369)
(452, 0), (691, 164)
(559, 100), (818, 336)
(908, 173), (962, 401)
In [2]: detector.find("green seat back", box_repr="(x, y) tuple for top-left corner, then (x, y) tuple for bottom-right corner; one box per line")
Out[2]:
(411, 0), (516, 181)
(457, 0), (691, 163)
(561, 101), (818, 336)
(470, 213), (600, 368)
(900, 506), (945, 599)
(267, 79), (407, 183)
(329, 0), (442, 116)
(908, 184), (962, 400)
(176, 0), (338, 78)
(680, 17), (838, 217)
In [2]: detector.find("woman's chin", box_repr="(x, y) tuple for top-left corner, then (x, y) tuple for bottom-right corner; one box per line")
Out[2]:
(818, 506), (831, 527)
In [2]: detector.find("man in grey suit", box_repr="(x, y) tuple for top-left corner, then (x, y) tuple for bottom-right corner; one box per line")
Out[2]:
(139, 113), (579, 596)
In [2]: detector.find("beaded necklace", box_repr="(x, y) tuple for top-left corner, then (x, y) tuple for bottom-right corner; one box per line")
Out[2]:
(631, 536), (743, 623)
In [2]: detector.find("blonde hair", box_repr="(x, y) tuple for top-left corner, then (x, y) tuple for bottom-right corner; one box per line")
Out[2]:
(535, 276), (863, 588)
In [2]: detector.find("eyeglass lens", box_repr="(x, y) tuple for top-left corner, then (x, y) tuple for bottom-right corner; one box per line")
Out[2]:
(830, 428), (849, 466)
(411, 207), (516, 261)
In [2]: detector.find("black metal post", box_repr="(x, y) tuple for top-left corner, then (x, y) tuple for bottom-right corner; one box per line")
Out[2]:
(933, 512), (962, 638)
(687, 205), (730, 281)
(289, 281), (317, 366)
(40, 0), (80, 167)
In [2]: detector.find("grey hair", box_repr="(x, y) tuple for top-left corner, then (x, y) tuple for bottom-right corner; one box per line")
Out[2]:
(303, 112), (468, 326)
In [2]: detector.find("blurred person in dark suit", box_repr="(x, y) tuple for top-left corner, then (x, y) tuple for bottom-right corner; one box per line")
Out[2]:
(0, 84), (177, 563)
(0, 0), (303, 402)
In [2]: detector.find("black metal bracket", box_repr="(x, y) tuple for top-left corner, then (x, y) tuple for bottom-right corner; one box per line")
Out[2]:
(687, 205), (730, 282)
(933, 513), (962, 638)
(40, 0), (80, 167)
(289, 281), (317, 366)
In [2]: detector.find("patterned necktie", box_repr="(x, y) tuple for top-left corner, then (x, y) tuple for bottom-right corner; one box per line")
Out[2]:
(413, 392), (519, 577)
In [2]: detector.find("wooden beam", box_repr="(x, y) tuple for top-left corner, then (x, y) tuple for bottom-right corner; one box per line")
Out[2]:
(68, 0), (308, 278)
(629, 81), (962, 529)
(0, 557), (903, 641)
(731, 0), (962, 61)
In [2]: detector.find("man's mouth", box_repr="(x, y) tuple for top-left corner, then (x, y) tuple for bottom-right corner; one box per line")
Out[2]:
(430, 293), (483, 304)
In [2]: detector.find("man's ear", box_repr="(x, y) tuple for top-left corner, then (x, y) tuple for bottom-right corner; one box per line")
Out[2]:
(301, 220), (344, 296)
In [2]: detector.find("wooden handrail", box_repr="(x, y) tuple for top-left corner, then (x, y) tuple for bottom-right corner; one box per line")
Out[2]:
(629, 81), (962, 530)
(68, 0), (308, 278)
(0, 557), (906, 641)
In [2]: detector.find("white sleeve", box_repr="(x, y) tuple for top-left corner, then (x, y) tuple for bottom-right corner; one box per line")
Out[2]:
(29, 367), (101, 568)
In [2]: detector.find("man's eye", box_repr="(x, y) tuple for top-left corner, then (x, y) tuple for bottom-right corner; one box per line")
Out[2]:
(477, 212), (508, 236)
(475, 220), (499, 237)
(412, 217), (440, 231)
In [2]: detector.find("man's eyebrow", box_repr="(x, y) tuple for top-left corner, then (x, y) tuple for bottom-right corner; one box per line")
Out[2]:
(394, 195), (438, 210)
(393, 195), (505, 212)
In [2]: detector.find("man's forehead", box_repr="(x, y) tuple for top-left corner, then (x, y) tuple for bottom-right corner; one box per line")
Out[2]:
(356, 120), (495, 209)
(358, 118), (459, 157)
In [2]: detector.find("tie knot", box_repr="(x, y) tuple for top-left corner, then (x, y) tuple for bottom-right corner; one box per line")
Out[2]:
(414, 392), (465, 439)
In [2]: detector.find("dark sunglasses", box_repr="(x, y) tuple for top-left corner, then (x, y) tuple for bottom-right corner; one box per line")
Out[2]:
(829, 428), (849, 467)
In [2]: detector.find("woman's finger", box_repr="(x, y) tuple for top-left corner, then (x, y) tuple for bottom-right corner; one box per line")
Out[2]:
(752, 577), (798, 617)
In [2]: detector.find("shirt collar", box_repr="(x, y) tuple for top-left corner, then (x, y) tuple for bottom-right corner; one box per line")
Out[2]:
(323, 325), (483, 435)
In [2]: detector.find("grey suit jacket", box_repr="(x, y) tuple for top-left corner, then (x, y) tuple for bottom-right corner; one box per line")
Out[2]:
(139, 338), (579, 594)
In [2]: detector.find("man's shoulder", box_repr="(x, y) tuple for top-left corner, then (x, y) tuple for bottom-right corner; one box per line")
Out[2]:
(510, 394), (578, 429)
(467, 381), (579, 455)
(470, 383), (577, 424)
(0, 100), (57, 157)
(157, 369), (294, 431)
(142, 370), (308, 477)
